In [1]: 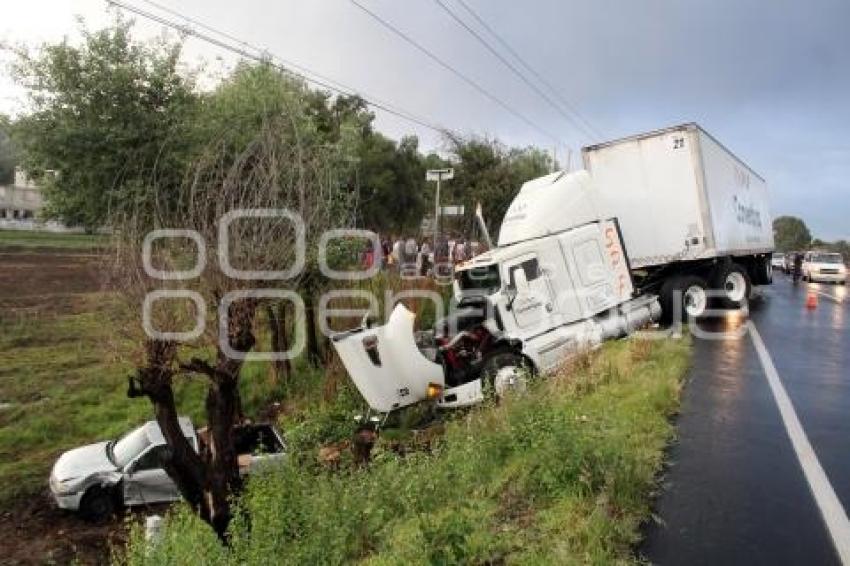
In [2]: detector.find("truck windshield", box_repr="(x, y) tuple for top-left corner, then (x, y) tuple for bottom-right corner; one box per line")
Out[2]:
(811, 253), (843, 264)
(108, 426), (151, 468)
(457, 264), (501, 294)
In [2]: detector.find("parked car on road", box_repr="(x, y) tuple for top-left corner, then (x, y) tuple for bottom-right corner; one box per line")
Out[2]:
(49, 417), (285, 520)
(802, 251), (847, 283)
(771, 252), (786, 272)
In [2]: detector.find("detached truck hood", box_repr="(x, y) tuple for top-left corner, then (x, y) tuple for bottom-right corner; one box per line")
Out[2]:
(332, 304), (444, 412)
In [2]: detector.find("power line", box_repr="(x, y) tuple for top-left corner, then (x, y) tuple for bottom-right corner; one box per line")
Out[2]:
(107, 0), (455, 136)
(349, 0), (562, 144)
(453, 0), (605, 140)
(432, 0), (598, 141)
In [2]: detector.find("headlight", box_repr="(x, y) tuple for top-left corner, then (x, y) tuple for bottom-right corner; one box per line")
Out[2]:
(52, 476), (82, 494)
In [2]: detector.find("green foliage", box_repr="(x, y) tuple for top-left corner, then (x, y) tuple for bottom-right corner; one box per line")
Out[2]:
(0, 229), (107, 250)
(121, 337), (691, 565)
(11, 18), (197, 229)
(773, 215), (812, 252)
(356, 134), (428, 231)
(0, 294), (206, 504)
(9, 19), (557, 237)
(445, 135), (553, 238)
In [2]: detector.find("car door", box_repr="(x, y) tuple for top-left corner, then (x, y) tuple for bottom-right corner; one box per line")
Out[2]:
(504, 254), (556, 331)
(123, 444), (180, 505)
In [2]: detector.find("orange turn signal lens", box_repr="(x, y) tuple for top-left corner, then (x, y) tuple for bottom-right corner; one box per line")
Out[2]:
(426, 382), (443, 400)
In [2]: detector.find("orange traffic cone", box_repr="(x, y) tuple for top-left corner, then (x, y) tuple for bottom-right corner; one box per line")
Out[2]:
(806, 291), (818, 309)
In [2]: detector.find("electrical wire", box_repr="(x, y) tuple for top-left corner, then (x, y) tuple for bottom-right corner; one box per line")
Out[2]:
(432, 0), (597, 141)
(349, 0), (563, 144)
(453, 0), (605, 140)
(107, 0), (455, 136)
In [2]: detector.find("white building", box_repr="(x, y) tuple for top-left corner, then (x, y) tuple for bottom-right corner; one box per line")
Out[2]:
(0, 168), (44, 222)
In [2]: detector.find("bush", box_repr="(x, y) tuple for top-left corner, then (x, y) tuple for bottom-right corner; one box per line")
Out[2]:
(120, 336), (690, 565)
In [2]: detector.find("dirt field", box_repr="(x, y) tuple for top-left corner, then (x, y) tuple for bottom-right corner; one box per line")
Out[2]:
(0, 493), (132, 565)
(0, 248), (129, 565)
(0, 251), (103, 315)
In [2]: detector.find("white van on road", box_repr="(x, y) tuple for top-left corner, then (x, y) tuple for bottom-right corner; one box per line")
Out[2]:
(802, 252), (847, 284)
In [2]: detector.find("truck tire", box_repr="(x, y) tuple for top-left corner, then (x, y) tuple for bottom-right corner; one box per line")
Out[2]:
(716, 263), (751, 307)
(481, 349), (533, 398)
(753, 257), (773, 285)
(79, 486), (116, 522)
(660, 275), (708, 323)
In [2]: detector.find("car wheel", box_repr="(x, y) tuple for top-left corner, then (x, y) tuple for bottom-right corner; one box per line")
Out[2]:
(79, 486), (116, 522)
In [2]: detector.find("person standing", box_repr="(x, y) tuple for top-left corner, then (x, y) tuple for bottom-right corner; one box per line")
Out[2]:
(419, 240), (432, 276)
(453, 238), (466, 264)
(391, 237), (403, 269)
(381, 237), (392, 269)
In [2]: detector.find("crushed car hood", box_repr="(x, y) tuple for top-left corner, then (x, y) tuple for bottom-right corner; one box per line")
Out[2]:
(52, 441), (117, 481)
(332, 304), (445, 412)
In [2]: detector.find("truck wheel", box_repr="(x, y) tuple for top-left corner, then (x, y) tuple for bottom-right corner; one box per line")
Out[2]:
(717, 263), (751, 307)
(759, 258), (773, 284)
(481, 349), (532, 398)
(660, 275), (708, 323)
(79, 486), (116, 522)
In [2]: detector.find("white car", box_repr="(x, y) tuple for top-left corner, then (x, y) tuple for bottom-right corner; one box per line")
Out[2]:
(49, 418), (285, 520)
(802, 251), (847, 284)
(771, 252), (786, 271)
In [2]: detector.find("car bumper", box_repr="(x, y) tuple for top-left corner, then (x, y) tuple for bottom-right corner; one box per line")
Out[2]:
(50, 488), (84, 510)
(810, 273), (846, 283)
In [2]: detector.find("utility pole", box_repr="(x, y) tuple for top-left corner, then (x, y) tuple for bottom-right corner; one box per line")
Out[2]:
(426, 168), (454, 262)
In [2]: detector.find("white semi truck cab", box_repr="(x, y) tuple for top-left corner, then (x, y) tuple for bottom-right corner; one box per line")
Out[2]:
(333, 123), (772, 413)
(332, 170), (660, 413)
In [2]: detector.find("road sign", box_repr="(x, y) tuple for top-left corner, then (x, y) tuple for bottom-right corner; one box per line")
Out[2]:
(426, 168), (454, 181)
(440, 205), (465, 216)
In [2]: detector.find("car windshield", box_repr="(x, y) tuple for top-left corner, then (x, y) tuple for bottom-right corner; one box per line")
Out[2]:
(773, 253), (784, 259)
(457, 264), (501, 294)
(811, 253), (843, 264)
(108, 425), (151, 468)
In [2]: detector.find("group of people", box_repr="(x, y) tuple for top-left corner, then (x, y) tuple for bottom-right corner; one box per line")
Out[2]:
(362, 234), (485, 277)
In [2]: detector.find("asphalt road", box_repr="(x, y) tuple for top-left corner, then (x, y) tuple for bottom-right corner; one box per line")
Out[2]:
(642, 274), (849, 565)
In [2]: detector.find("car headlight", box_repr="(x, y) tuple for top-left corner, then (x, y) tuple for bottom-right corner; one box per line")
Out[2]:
(52, 476), (82, 495)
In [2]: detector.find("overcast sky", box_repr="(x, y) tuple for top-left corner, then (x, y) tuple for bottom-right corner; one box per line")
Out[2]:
(2, 0), (848, 239)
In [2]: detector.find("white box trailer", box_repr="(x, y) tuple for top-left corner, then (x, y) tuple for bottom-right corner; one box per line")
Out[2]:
(580, 123), (774, 320)
(581, 123), (773, 269)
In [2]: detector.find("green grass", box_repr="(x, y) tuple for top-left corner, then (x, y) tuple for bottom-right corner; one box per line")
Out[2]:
(0, 229), (109, 251)
(0, 295), (303, 505)
(121, 335), (691, 565)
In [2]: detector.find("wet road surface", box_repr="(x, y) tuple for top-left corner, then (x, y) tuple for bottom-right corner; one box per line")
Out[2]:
(642, 275), (849, 565)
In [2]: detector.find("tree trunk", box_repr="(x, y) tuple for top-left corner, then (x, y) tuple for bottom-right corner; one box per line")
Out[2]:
(129, 298), (258, 542)
(266, 302), (291, 380)
(128, 341), (207, 521)
(305, 294), (321, 367)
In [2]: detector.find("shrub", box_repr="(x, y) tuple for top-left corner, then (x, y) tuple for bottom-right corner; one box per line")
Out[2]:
(120, 336), (690, 565)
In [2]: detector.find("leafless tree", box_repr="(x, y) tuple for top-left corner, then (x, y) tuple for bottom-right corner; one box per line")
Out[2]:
(108, 117), (353, 539)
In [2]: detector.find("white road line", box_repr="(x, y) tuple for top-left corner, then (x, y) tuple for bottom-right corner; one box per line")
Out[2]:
(749, 322), (850, 565)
